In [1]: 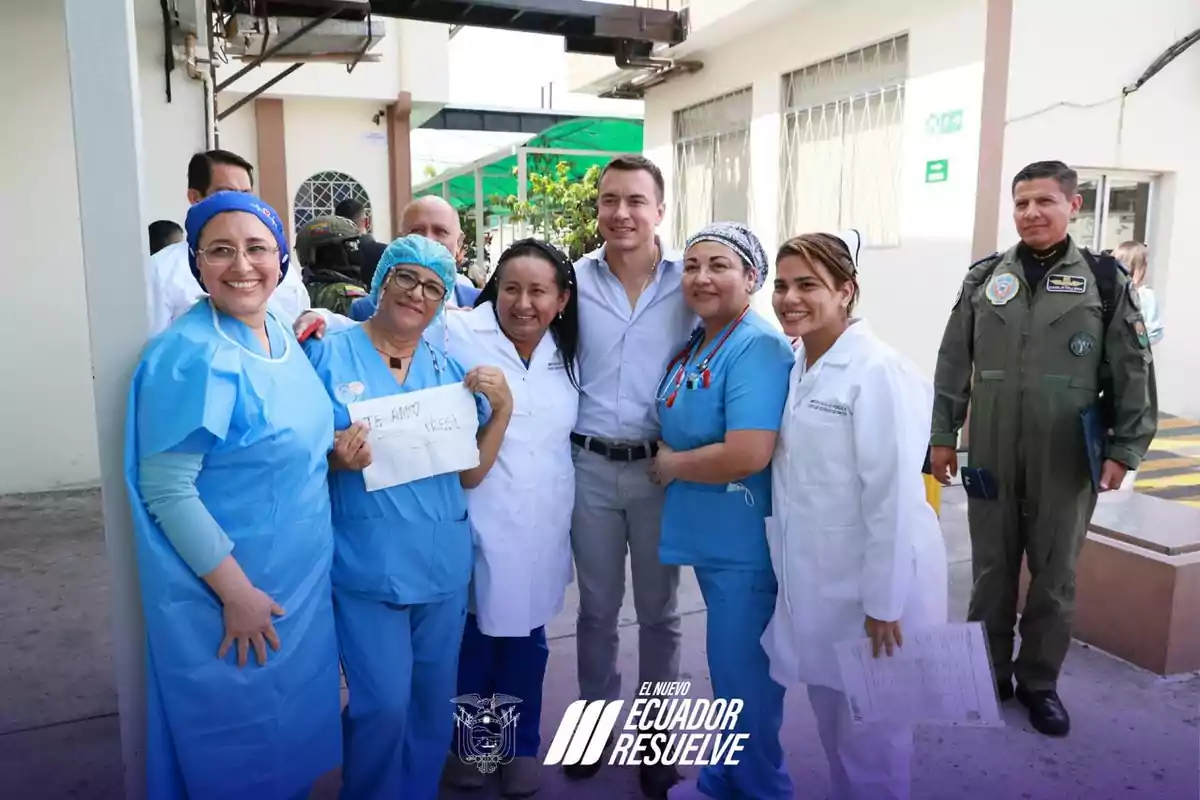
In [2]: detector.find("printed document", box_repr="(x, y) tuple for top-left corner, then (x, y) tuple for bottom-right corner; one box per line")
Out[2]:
(835, 622), (1003, 727)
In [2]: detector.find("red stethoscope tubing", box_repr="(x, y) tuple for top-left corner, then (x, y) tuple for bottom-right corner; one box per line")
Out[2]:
(661, 305), (751, 408)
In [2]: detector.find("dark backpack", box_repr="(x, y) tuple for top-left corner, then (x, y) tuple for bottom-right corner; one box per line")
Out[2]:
(967, 248), (1129, 427)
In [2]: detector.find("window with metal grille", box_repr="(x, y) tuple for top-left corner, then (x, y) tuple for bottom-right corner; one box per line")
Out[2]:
(672, 88), (753, 246)
(779, 35), (908, 247)
(293, 171), (373, 233)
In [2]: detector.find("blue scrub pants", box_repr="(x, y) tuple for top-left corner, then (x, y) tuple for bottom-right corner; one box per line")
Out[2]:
(694, 567), (793, 800)
(455, 613), (549, 758)
(334, 586), (468, 800)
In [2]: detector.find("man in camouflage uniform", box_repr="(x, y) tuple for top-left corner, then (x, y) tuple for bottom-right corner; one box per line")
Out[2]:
(930, 161), (1157, 737)
(297, 215), (369, 317)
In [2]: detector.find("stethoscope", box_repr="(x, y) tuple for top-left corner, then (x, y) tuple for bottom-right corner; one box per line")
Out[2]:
(655, 304), (750, 408)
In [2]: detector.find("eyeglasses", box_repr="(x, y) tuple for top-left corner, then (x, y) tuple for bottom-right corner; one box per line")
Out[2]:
(198, 244), (279, 268)
(387, 269), (446, 302)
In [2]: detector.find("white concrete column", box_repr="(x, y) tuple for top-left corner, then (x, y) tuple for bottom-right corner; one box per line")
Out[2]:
(749, 76), (782, 321)
(474, 167), (486, 270)
(63, 1), (149, 798)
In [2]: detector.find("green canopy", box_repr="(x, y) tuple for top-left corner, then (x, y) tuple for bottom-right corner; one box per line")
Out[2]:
(415, 116), (644, 216)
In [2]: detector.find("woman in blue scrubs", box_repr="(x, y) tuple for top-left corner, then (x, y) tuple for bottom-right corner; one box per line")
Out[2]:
(125, 192), (342, 799)
(646, 222), (796, 800)
(303, 234), (514, 800)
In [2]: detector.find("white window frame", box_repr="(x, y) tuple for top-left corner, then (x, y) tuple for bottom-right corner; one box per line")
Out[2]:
(293, 171), (373, 234)
(779, 34), (909, 249)
(671, 87), (754, 247)
(1071, 168), (1159, 253)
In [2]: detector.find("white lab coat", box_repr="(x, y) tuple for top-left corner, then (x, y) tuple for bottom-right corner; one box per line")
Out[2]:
(445, 304), (578, 637)
(147, 240), (311, 337)
(762, 319), (948, 692)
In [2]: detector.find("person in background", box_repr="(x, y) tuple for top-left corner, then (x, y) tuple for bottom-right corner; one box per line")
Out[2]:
(148, 219), (183, 255)
(440, 239), (581, 798)
(297, 215), (369, 317)
(303, 234), (513, 800)
(125, 192), (342, 799)
(335, 198), (388, 287)
(763, 233), (948, 800)
(1113, 241), (1163, 344)
(567, 155), (696, 798)
(294, 196), (481, 331)
(646, 223), (795, 800)
(147, 149), (311, 336)
(930, 161), (1157, 737)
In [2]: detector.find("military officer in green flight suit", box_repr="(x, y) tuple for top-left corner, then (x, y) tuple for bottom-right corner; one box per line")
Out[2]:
(929, 160), (1157, 738)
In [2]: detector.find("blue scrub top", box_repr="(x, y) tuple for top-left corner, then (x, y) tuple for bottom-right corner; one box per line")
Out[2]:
(303, 324), (487, 605)
(657, 310), (794, 570)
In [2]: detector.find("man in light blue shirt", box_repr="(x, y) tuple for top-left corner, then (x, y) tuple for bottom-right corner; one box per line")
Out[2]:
(566, 156), (698, 797)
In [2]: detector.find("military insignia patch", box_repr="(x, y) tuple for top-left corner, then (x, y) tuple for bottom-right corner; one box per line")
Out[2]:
(1130, 318), (1150, 349)
(985, 273), (1019, 306)
(1069, 331), (1096, 357)
(1046, 274), (1088, 294)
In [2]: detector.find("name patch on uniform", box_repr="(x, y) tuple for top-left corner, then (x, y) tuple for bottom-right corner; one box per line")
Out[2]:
(808, 399), (852, 417)
(985, 273), (1019, 306)
(1069, 331), (1096, 357)
(547, 359), (566, 371)
(1046, 274), (1088, 294)
(335, 380), (366, 403)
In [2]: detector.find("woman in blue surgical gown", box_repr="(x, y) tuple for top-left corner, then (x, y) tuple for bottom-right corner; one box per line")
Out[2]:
(124, 191), (342, 800)
(647, 222), (796, 800)
(302, 234), (513, 800)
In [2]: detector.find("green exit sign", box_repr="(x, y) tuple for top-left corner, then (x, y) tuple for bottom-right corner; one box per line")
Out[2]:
(925, 159), (949, 183)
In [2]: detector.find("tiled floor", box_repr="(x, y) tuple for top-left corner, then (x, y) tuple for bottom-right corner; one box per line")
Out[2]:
(1134, 414), (1200, 508)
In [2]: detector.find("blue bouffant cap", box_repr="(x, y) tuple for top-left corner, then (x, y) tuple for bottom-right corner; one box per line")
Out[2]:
(369, 234), (458, 306)
(185, 192), (290, 285)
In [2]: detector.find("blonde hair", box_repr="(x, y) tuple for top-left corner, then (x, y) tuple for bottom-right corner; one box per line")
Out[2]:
(1113, 240), (1149, 286)
(776, 233), (860, 313)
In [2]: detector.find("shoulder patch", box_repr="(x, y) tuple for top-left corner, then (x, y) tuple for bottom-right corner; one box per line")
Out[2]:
(340, 285), (368, 298)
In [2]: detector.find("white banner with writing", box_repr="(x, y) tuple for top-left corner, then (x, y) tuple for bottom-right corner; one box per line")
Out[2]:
(348, 384), (480, 492)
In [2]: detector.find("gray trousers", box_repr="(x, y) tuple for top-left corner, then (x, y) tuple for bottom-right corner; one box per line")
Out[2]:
(570, 446), (682, 701)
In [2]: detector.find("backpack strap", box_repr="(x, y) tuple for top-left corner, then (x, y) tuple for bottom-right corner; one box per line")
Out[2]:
(1080, 249), (1127, 332)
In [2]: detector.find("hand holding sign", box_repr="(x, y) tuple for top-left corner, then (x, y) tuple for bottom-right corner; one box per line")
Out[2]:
(348, 385), (481, 491)
(330, 421), (372, 472)
(465, 366), (512, 417)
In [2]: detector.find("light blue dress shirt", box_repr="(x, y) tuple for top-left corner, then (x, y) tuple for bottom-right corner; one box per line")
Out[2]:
(573, 241), (698, 442)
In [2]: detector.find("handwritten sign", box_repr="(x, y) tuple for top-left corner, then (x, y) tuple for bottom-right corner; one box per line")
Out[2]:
(834, 622), (1002, 727)
(347, 384), (480, 492)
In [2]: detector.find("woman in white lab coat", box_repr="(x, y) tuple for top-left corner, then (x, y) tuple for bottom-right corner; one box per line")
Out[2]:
(762, 232), (948, 800)
(441, 239), (580, 798)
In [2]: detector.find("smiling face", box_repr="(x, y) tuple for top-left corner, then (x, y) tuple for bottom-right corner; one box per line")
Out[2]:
(195, 211), (280, 322)
(597, 167), (663, 254)
(1013, 177), (1081, 251)
(682, 240), (753, 324)
(772, 251), (855, 339)
(377, 264), (446, 337)
(495, 254), (569, 350)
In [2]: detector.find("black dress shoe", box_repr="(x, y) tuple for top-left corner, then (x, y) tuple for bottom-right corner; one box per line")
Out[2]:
(639, 763), (682, 799)
(1015, 685), (1070, 736)
(562, 734), (612, 780)
(997, 677), (1014, 702)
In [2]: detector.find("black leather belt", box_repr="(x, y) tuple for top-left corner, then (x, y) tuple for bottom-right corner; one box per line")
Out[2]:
(570, 433), (658, 462)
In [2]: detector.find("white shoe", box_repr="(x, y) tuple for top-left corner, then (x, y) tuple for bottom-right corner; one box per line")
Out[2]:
(667, 781), (712, 800)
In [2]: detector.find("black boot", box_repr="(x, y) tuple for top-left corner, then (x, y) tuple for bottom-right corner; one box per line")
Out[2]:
(638, 763), (682, 799)
(1015, 685), (1070, 736)
(562, 734), (612, 780)
(996, 677), (1014, 702)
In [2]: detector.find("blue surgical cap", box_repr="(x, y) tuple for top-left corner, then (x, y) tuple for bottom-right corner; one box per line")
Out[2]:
(369, 234), (457, 306)
(185, 191), (290, 285)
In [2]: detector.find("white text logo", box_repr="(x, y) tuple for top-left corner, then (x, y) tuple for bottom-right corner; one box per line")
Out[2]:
(543, 681), (748, 768)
